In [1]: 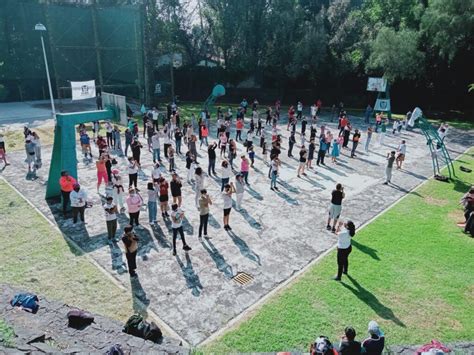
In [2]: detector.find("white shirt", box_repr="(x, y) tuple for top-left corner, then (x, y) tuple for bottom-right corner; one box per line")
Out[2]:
(222, 192), (233, 209)
(171, 209), (183, 228)
(311, 105), (317, 116)
(128, 163), (138, 174)
(337, 229), (352, 249)
(70, 190), (87, 207)
(151, 135), (161, 149)
(271, 160), (279, 173)
(195, 174), (205, 190)
(297, 103), (303, 111)
(152, 111), (158, 121)
(398, 143), (406, 155)
(103, 202), (117, 221)
(221, 165), (232, 179)
(152, 167), (162, 180)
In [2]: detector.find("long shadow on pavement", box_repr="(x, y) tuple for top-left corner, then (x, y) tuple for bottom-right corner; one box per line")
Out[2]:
(176, 253), (203, 297)
(200, 238), (234, 279)
(226, 230), (261, 265)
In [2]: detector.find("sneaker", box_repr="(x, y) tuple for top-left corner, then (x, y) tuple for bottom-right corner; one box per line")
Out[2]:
(223, 225), (229, 230)
(383, 182), (388, 185)
(332, 276), (341, 281)
(274, 187), (279, 191)
(172, 250), (176, 256)
(183, 245), (192, 251)
(204, 234), (210, 239)
(326, 225), (331, 231)
(270, 187), (274, 191)
(227, 225), (232, 231)
(331, 227), (336, 233)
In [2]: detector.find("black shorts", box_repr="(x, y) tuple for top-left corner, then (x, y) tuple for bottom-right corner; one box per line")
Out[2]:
(159, 195), (169, 203)
(171, 192), (181, 198)
(223, 208), (231, 216)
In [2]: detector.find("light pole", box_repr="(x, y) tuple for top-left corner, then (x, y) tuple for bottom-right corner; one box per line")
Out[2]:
(35, 23), (56, 120)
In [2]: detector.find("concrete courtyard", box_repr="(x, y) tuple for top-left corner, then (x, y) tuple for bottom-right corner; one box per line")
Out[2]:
(1, 111), (472, 346)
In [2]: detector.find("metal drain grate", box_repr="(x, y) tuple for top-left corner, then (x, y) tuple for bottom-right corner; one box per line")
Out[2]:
(233, 272), (254, 285)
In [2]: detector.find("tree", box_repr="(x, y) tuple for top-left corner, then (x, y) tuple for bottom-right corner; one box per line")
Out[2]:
(367, 27), (425, 82)
(421, 0), (474, 62)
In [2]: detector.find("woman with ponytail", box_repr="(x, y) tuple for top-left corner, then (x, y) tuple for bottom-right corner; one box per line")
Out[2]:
(333, 220), (356, 281)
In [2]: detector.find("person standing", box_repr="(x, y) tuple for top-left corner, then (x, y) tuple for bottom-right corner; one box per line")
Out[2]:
(235, 173), (245, 211)
(96, 155), (109, 193)
(331, 137), (340, 164)
(31, 132), (42, 163)
(365, 126), (373, 152)
(96, 93), (103, 110)
(0, 134), (10, 168)
(59, 171), (77, 217)
(198, 189), (212, 240)
(307, 140), (316, 170)
(70, 183), (87, 226)
(127, 157), (138, 189)
(122, 225), (139, 277)
(131, 138), (143, 167)
(327, 183), (345, 232)
(126, 187), (143, 228)
(296, 101), (303, 119)
(158, 177), (170, 218)
(384, 151), (396, 185)
(288, 131), (296, 158)
(240, 155), (250, 185)
(188, 135), (198, 163)
(151, 131), (161, 163)
(317, 135), (328, 166)
(396, 140), (406, 169)
(103, 196), (118, 241)
(333, 220), (356, 281)
(207, 142), (217, 176)
(378, 119), (387, 145)
(221, 160), (232, 191)
(124, 129), (133, 156)
(194, 167), (205, 209)
(24, 138), (36, 172)
(170, 172), (183, 207)
(364, 104), (373, 124)
(170, 204), (192, 256)
(113, 126), (122, 155)
(222, 183), (236, 230)
(174, 127), (183, 154)
(168, 145), (175, 172)
(351, 129), (361, 158)
(297, 145), (307, 177)
(147, 182), (158, 224)
(270, 157), (280, 190)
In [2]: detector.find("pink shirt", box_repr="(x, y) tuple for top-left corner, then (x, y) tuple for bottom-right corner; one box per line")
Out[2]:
(126, 194), (143, 213)
(241, 159), (249, 172)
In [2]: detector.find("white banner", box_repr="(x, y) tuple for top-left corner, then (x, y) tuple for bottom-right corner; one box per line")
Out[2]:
(367, 77), (387, 92)
(374, 98), (391, 111)
(71, 80), (96, 101)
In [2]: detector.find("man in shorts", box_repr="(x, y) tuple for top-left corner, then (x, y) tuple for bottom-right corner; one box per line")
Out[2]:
(222, 182), (236, 231)
(327, 183), (345, 233)
(396, 140), (406, 169)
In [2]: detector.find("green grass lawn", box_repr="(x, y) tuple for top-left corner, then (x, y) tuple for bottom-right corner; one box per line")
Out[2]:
(0, 179), (135, 324)
(204, 150), (474, 353)
(0, 319), (15, 347)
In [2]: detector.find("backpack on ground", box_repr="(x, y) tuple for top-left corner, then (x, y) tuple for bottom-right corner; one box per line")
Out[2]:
(67, 309), (95, 328)
(106, 344), (124, 355)
(123, 314), (162, 342)
(10, 292), (39, 313)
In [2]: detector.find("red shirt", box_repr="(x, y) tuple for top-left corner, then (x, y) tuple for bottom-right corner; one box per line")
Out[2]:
(236, 120), (244, 129)
(59, 176), (77, 192)
(159, 182), (169, 196)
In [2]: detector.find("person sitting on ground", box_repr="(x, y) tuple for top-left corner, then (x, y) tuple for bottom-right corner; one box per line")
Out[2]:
(338, 326), (361, 355)
(461, 186), (474, 236)
(310, 336), (338, 355)
(362, 321), (385, 355)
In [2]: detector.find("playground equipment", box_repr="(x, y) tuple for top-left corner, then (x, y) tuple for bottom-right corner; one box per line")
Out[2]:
(367, 77), (392, 119)
(408, 107), (456, 179)
(45, 101), (120, 199)
(202, 84), (226, 111)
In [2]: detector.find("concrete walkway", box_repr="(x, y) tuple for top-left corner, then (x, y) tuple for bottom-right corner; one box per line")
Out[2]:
(1, 112), (472, 346)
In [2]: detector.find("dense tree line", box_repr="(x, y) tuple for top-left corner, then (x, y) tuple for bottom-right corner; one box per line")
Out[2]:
(142, 0), (473, 111)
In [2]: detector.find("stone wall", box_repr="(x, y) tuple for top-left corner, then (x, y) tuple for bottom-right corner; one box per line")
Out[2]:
(0, 284), (189, 354)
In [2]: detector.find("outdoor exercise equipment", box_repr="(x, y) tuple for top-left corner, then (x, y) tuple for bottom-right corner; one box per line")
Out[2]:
(367, 77), (392, 119)
(45, 107), (117, 199)
(408, 107), (456, 179)
(202, 84), (226, 111)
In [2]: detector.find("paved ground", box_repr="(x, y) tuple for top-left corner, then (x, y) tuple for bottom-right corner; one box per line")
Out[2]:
(1, 111), (472, 346)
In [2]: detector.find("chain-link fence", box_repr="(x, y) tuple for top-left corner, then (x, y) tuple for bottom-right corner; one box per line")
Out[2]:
(0, 0), (145, 103)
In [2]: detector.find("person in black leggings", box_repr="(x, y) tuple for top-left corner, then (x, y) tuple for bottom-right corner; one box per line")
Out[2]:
(333, 220), (356, 281)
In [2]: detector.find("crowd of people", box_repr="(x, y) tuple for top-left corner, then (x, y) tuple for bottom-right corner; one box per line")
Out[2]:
(49, 98), (417, 279)
(309, 320), (385, 355)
